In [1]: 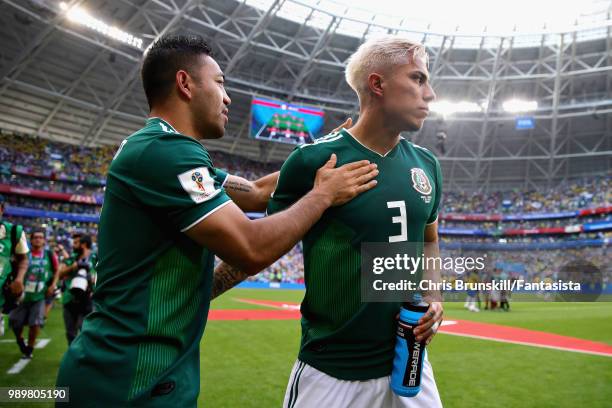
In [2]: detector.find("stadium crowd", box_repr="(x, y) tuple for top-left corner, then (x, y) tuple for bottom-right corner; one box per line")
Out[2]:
(440, 214), (612, 231)
(442, 176), (610, 214)
(2, 130), (609, 212)
(0, 129), (609, 292)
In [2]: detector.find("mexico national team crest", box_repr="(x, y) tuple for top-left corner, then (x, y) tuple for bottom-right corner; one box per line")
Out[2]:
(411, 168), (432, 202)
(177, 167), (219, 203)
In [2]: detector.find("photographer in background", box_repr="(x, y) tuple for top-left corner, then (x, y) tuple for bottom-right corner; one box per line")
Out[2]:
(59, 235), (97, 345)
(8, 229), (58, 358)
(48, 237), (75, 318)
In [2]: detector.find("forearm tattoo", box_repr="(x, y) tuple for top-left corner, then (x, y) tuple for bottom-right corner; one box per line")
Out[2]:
(211, 262), (250, 299)
(224, 180), (252, 193)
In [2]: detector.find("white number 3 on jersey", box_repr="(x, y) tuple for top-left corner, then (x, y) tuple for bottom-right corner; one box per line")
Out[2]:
(387, 201), (407, 243)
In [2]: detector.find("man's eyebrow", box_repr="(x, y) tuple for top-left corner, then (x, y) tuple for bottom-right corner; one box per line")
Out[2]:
(218, 73), (226, 80)
(411, 69), (430, 81)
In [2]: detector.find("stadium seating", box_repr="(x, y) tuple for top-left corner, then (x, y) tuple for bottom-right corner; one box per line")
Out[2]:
(1, 129), (609, 285)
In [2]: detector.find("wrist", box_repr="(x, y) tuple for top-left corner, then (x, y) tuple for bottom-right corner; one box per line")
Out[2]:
(308, 188), (333, 208)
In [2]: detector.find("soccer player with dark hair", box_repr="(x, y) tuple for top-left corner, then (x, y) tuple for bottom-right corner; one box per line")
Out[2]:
(55, 35), (378, 407)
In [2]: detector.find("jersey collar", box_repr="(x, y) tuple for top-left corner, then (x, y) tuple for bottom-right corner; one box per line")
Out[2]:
(146, 117), (178, 133)
(341, 129), (403, 159)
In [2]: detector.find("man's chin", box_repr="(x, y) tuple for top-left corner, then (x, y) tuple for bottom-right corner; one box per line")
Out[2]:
(201, 127), (225, 139)
(404, 121), (424, 132)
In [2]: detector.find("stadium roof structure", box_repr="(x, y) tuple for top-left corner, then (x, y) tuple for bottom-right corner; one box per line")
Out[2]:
(0, 0), (610, 191)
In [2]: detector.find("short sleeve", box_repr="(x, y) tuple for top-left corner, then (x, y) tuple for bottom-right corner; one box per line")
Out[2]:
(267, 148), (314, 215)
(427, 157), (443, 225)
(213, 168), (229, 187)
(131, 136), (232, 232)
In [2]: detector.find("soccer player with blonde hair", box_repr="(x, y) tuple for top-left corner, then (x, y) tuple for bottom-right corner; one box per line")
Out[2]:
(272, 36), (443, 407)
(214, 35), (444, 407)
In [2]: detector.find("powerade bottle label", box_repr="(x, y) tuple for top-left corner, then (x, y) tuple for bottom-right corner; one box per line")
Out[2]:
(397, 321), (424, 388)
(390, 302), (429, 397)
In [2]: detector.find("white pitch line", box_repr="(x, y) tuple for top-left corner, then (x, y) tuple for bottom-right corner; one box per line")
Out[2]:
(0, 338), (50, 345)
(6, 338), (51, 375)
(7, 359), (30, 375)
(35, 339), (51, 349)
(439, 331), (612, 358)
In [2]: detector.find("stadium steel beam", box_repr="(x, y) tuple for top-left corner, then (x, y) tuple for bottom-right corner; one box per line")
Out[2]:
(435, 32), (476, 185)
(556, 31), (579, 185)
(414, 34), (455, 149)
(146, 1), (612, 115)
(229, 120), (250, 154)
(223, 0), (285, 76)
(326, 7), (369, 112)
(472, 35), (504, 190)
(0, 0), (86, 98)
(265, 5), (319, 91)
(597, 21), (612, 174)
(287, 15), (340, 101)
(523, 32), (553, 190)
(37, 0), (155, 138)
(0, 0), (147, 142)
(5, 78), (144, 123)
(266, 4), (335, 95)
(432, 150), (612, 161)
(81, 0), (201, 146)
(27, 16), (140, 62)
(159, 0), (612, 82)
(547, 35), (565, 186)
(607, 21), (612, 173)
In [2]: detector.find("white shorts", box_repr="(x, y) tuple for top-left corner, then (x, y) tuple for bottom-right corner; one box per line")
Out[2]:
(283, 354), (442, 408)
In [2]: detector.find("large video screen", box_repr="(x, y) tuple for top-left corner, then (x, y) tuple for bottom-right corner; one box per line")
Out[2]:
(250, 97), (325, 145)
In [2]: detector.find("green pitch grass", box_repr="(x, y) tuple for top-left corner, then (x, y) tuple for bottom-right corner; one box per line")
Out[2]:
(0, 290), (610, 407)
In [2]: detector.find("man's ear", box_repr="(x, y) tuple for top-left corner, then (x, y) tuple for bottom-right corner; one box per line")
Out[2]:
(176, 70), (193, 100)
(367, 72), (384, 97)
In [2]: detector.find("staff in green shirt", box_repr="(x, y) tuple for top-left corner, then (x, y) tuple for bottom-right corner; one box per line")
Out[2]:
(8, 229), (58, 358)
(0, 194), (29, 337)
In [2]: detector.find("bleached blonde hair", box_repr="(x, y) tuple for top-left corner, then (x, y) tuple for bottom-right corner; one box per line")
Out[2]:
(345, 36), (428, 98)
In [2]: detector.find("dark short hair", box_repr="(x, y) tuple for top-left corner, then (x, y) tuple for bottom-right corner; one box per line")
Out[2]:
(141, 35), (213, 109)
(31, 228), (46, 239)
(79, 235), (93, 249)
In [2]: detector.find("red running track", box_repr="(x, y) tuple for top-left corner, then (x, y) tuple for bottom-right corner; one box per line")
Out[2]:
(208, 299), (612, 357)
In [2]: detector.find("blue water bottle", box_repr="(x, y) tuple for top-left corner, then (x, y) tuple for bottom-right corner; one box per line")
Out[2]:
(390, 300), (430, 397)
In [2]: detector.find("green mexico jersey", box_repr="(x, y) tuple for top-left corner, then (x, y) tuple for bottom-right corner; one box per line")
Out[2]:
(0, 221), (27, 308)
(61, 253), (98, 305)
(56, 118), (231, 407)
(23, 250), (54, 303)
(267, 129), (442, 380)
